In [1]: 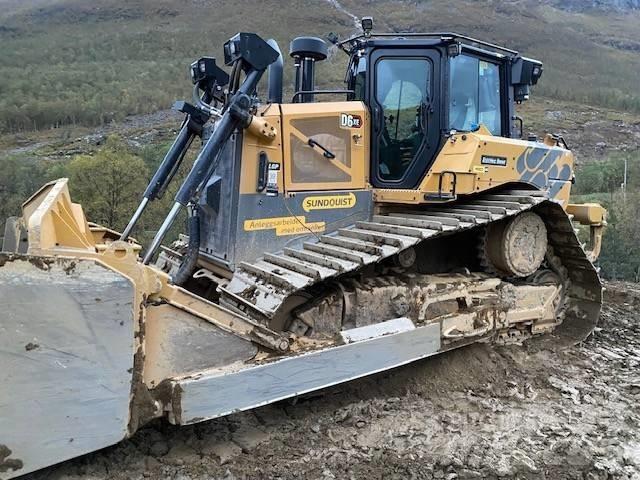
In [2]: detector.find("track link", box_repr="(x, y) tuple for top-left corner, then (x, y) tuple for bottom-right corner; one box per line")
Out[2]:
(220, 190), (602, 342)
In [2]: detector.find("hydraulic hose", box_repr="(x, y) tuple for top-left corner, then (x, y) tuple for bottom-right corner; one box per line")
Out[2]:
(171, 204), (201, 286)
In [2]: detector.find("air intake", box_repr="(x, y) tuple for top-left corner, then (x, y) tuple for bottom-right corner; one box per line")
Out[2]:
(289, 36), (328, 103)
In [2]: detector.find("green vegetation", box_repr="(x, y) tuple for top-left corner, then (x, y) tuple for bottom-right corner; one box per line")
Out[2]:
(0, 0), (640, 133)
(65, 137), (149, 228)
(0, 136), (188, 244)
(0, 0), (352, 133)
(0, 155), (60, 222)
(573, 152), (640, 281)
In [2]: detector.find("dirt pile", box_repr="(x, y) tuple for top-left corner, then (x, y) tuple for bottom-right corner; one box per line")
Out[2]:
(27, 283), (640, 480)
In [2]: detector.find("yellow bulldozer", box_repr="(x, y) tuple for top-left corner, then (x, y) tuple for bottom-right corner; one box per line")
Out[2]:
(0, 20), (606, 478)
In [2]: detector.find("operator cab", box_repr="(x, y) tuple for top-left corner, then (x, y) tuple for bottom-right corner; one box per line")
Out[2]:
(338, 21), (543, 189)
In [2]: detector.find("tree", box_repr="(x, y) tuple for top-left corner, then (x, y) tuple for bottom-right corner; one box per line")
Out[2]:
(66, 136), (149, 231)
(598, 192), (640, 281)
(0, 155), (56, 223)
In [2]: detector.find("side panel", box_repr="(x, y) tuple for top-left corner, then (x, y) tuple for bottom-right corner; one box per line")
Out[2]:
(281, 101), (369, 192)
(233, 190), (373, 267)
(427, 133), (573, 198)
(0, 256), (135, 479)
(199, 102), (372, 269)
(198, 132), (243, 268)
(374, 132), (575, 205)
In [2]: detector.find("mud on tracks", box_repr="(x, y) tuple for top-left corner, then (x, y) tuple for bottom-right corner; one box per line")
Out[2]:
(26, 283), (640, 480)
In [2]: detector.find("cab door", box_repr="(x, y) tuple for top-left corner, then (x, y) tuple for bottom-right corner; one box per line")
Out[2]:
(369, 49), (441, 189)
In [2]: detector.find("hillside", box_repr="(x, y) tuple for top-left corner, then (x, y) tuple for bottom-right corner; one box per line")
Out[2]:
(0, 0), (639, 132)
(0, 0), (638, 280)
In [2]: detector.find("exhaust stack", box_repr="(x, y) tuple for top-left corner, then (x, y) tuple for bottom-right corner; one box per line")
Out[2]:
(266, 39), (284, 103)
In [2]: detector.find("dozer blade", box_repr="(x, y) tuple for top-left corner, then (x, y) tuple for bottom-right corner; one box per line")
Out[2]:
(0, 254), (136, 479)
(0, 253), (445, 479)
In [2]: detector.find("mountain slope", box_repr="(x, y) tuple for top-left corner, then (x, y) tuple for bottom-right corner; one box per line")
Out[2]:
(0, 0), (638, 132)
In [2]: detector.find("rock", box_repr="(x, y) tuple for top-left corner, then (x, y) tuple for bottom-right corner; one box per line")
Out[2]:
(163, 444), (199, 466)
(458, 470), (482, 479)
(148, 440), (169, 457)
(222, 469), (237, 480)
(545, 111), (564, 120)
(174, 475), (193, 480)
(334, 408), (352, 423)
(202, 440), (242, 465)
(440, 457), (453, 468)
(144, 456), (161, 470)
(322, 469), (336, 479)
(466, 454), (483, 469)
(231, 425), (269, 452)
(548, 376), (581, 404)
(311, 424), (321, 433)
(511, 450), (538, 473)
(585, 471), (608, 480)
(623, 442), (640, 466)
(493, 456), (516, 477)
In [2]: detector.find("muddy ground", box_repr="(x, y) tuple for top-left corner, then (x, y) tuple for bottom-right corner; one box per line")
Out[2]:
(23, 283), (639, 480)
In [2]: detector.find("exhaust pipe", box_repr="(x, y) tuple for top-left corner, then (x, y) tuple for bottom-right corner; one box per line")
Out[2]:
(266, 39), (283, 104)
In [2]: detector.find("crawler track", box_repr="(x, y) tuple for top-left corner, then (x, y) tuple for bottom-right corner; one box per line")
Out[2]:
(221, 190), (602, 342)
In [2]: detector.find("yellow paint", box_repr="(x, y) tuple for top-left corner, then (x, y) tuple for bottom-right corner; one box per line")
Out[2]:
(302, 192), (356, 212)
(243, 215), (326, 236)
(281, 102), (369, 192)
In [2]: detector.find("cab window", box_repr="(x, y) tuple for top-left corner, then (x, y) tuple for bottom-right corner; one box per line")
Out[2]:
(375, 57), (431, 181)
(449, 55), (502, 135)
(352, 56), (367, 101)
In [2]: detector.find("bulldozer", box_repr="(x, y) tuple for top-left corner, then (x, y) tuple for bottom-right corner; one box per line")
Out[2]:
(0, 20), (606, 478)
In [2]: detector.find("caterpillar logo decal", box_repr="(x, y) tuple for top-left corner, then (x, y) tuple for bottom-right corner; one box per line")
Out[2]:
(302, 193), (357, 212)
(339, 113), (362, 129)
